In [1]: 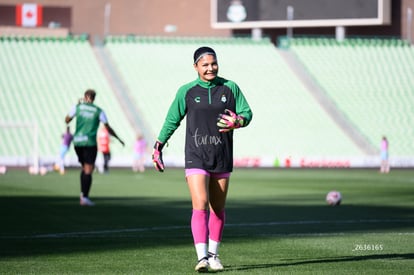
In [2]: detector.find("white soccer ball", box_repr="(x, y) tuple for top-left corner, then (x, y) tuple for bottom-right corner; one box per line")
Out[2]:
(326, 191), (342, 206)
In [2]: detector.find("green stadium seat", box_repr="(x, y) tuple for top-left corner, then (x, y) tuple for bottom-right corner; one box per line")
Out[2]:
(0, 36), (135, 164)
(290, 37), (414, 156)
(105, 36), (364, 159)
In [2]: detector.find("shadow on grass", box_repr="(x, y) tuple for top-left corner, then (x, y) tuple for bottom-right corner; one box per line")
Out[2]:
(1, 196), (413, 233)
(224, 253), (414, 272)
(0, 196), (413, 258)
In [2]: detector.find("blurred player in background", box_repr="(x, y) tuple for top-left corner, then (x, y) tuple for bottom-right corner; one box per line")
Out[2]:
(54, 126), (73, 175)
(152, 47), (252, 272)
(98, 126), (111, 173)
(132, 133), (147, 172)
(380, 136), (390, 173)
(65, 89), (124, 206)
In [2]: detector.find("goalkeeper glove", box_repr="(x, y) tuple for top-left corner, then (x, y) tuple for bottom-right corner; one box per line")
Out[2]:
(217, 109), (245, 133)
(152, 141), (165, 172)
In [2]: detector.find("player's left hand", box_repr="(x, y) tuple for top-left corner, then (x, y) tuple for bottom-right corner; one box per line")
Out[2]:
(217, 109), (245, 132)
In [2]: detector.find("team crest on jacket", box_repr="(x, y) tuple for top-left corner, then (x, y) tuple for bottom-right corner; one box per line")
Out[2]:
(221, 94), (227, 103)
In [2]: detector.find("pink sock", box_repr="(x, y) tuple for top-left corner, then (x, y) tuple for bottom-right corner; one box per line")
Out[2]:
(208, 209), (225, 242)
(191, 209), (208, 244)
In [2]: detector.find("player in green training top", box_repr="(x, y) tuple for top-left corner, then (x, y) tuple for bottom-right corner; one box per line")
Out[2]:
(65, 89), (124, 206)
(152, 47), (253, 272)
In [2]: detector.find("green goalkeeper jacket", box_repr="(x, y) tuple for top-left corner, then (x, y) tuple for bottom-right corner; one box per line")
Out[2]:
(157, 76), (253, 172)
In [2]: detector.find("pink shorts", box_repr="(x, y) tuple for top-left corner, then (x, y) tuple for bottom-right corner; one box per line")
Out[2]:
(185, 168), (231, 179)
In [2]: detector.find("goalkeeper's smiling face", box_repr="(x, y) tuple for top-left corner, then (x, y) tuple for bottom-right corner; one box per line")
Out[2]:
(194, 54), (218, 83)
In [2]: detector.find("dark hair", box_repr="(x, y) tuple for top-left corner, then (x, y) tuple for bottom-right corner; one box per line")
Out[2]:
(84, 89), (96, 101)
(193, 46), (216, 64)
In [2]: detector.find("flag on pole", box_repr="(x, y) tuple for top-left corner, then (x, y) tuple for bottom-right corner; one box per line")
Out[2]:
(16, 4), (43, 27)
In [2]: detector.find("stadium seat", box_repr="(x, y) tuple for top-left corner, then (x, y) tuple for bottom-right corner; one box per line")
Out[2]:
(0, 36), (134, 165)
(105, 36), (364, 160)
(290, 37), (414, 156)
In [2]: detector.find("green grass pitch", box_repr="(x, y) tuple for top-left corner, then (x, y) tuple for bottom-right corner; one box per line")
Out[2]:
(0, 167), (413, 274)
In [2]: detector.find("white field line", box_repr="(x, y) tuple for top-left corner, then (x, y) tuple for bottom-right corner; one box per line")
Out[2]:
(1, 219), (413, 240)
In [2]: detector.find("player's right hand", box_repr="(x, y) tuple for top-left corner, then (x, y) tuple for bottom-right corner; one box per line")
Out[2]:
(152, 141), (165, 172)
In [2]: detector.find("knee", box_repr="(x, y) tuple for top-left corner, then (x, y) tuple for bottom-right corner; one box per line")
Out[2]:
(83, 164), (94, 174)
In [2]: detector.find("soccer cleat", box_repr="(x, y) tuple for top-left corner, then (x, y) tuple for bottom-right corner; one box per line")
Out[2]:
(80, 196), (95, 206)
(208, 254), (224, 271)
(194, 257), (209, 273)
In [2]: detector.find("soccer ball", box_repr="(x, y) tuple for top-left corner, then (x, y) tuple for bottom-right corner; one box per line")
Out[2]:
(326, 191), (342, 206)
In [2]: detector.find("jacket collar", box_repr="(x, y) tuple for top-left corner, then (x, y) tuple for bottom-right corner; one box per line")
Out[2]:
(197, 76), (221, 88)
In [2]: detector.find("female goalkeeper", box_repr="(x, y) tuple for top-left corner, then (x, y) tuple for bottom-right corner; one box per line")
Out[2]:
(152, 46), (253, 272)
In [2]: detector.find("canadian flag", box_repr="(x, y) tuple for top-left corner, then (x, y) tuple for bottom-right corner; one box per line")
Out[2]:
(16, 4), (43, 27)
